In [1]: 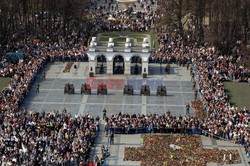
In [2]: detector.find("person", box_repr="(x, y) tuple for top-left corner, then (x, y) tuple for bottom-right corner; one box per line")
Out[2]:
(103, 108), (106, 120)
(43, 72), (46, 79)
(100, 64), (104, 74)
(186, 104), (190, 115)
(166, 109), (171, 116)
(110, 132), (114, 144)
(134, 64), (139, 74)
(101, 145), (105, 159)
(36, 83), (40, 93)
(191, 72), (195, 82)
(97, 160), (101, 166)
(192, 81), (196, 90)
(165, 64), (170, 74)
(94, 155), (100, 165)
(96, 119), (100, 131)
(194, 89), (198, 100)
(190, 67), (193, 75)
(105, 121), (109, 136)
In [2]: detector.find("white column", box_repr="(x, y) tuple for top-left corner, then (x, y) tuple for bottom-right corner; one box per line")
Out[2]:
(142, 61), (149, 75)
(124, 61), (131, 75)
(89, 60), (96, 74)
(107, 61), (113, 74)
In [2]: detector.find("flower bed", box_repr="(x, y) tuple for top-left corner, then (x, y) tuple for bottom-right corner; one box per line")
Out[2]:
(124, 135), (241, 166)
(63, 62), (74, 73)
(191, 100), (206, 118)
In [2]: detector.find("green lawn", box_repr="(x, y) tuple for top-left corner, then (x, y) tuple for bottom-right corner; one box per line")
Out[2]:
(224, 82), (250, 109)
(99, 32), (148, 42)
(98, 31), (158, 49)
(150, 31), (159, 50)
(100, 31), (148, 37)
(0, 77), (11, 92)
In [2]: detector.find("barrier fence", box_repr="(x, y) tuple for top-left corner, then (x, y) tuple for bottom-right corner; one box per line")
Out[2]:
(52, 55), (89, 62)
(108, 127), (249, 146)
(102, 129), (111, 166)
(109, 127), (202, 135)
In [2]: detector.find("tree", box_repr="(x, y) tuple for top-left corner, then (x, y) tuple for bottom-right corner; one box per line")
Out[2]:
(0, 0), (90, 45)
(157, 0), (250, 47)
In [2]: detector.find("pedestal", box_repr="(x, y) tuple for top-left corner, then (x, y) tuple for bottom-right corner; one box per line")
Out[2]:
(107, 61), (113, 74)
(124, 61), (131, 75)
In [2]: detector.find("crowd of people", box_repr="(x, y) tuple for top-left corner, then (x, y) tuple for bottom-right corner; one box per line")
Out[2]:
(106, 33), (250, 158)
(152, 33), (249, 81)
(0, 32), (97, 165)
(0, 109), (98, 165)
(89, 0), (160, 32)
(0, 38), (99, 165)
(0, 0), (249, 165)
(91, 10), (156, 32)
(106, 112), (201, 132)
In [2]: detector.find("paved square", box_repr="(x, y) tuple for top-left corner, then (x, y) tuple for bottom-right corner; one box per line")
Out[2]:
(23, 62), (196, 117)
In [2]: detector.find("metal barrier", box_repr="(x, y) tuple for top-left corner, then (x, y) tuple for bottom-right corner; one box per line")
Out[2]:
(53, 55), (89, 62)
(110, 127), (202, 135)
(110, 126), (245, 142)
(102, 128), (111, 166)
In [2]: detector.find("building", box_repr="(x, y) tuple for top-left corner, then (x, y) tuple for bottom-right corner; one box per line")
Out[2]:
(87, 37), (151, 76)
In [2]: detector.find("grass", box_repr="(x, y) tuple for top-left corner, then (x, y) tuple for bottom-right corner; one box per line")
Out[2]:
(224, 82), (250, 109)
(98, 31), (151, 46)
(97, 31), (159, 49)
(114, 38), (126, 43)
(150, 31), (159, 50)
(0, 77), (11, 92)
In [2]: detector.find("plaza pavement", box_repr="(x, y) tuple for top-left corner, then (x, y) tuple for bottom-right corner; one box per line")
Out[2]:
(23, 62), (196, 117)
(22, 62), (250, 166)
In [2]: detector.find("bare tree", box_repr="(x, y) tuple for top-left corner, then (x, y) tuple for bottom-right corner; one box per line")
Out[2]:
(0, 0), (89, 45)
(158, 0), (250, 47)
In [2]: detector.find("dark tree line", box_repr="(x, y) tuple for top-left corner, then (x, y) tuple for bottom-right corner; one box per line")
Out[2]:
(0, 0), (89, 45)
(158, 0), (250, 47)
